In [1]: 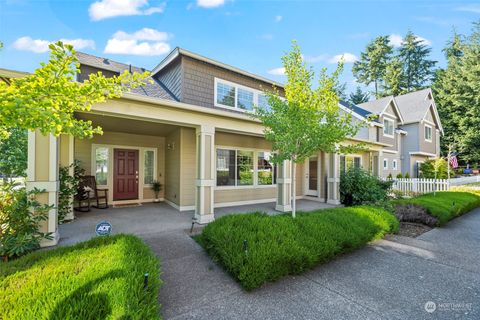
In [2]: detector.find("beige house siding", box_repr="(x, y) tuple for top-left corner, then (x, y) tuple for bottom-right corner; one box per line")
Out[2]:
(74, 131), (166, 201)
(180, 128), (196, 207)
(180, 56), (284, 109)
(380, 153), (402, 177)
(165, 128), (181, 205)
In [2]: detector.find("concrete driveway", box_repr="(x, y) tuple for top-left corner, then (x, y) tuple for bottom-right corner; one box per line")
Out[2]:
(59, 203), (480, 319)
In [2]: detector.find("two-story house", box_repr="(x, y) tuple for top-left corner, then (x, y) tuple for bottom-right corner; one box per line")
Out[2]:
(357, 89), (443, 178)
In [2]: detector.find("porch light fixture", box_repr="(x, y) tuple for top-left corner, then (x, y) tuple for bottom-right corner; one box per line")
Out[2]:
(167, 142), (175, 150)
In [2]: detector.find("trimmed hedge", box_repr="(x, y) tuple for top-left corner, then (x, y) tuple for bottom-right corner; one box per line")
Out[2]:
(197, 206), (398, 291)
(395, 191), (480, 226)
(0, 234), (161, 320)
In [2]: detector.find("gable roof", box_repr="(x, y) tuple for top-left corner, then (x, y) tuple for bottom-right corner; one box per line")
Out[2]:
(338, 100), (382, 126)
(394, 88), (443, 130)
(358, 95), (404, 124)
(151, 47), (284, 88)
(76, 52), (177, 101)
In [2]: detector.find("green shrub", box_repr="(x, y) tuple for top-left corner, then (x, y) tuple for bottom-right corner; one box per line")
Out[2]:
(394, 191), (480, 226)
(58, 160), (84, 223)
(405, 172), (410, 179)
(197, 206), (398, 291)
(0, 183), (52, 258)
(0, 234), (161, 320)
(396, 173), (403, 179)
(387, 173), (393, 180)
(419, 158), (448, 179)
(340, 167), (392, 206)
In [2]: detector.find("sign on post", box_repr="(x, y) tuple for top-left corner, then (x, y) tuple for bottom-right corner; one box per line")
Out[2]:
(95, 221), (112, 236)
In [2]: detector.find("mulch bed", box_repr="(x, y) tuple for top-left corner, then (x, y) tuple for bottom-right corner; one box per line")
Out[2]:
(397, 222), (432, 238)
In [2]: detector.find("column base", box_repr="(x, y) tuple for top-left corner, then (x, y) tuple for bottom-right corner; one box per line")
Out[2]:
(326, 199), (341, 205)
(40, 230), (59, 247)
(275, 204), (292, 212)
(194, 213), (215, 224)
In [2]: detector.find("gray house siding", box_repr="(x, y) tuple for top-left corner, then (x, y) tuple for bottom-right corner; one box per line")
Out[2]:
(400, 123), (419, 174)
(155, 57), (183, 101)
(418, 121), (438, 155)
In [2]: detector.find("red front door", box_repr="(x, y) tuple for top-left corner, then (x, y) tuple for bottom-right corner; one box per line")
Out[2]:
(113, 149), (139, 201)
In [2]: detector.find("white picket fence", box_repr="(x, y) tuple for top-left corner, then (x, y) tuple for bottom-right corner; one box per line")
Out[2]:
(389, 178), (450, 196)
(448, 175), (480, 186)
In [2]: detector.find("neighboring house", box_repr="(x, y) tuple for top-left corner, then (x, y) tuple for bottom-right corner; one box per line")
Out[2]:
(358, 88), (443, 178)
(3, 48), (442, 247)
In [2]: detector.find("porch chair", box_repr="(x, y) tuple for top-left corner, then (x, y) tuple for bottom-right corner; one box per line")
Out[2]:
(74, 175), (109, 211)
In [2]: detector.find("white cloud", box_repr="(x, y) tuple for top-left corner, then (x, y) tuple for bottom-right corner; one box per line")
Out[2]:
(328, 53), (358, 64)
(13, 36), (95, 53)
(197, 0), (224, 8)
(275, 15), (283, 22)
(455, 4), (480, 13)
(89, 0), (166, 21)
(104, 28), (171, 56)
(304, 54), (328, 63)
(268, 67), (285, 76)
(389, 33), (432, 47)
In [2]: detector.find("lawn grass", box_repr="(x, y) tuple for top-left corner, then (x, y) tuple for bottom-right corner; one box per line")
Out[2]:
(196, 206), (398, 291)
(395, 191), (480, 226)
(0, 234), (161, 320)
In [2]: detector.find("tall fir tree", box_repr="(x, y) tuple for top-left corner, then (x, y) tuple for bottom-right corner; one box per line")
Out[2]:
(398, 31), (436, 92)
(433, 21), (480, 162)
(352, 36), (393, 98)
(348, 86), (370, 104)
(383, 57), (404, 96)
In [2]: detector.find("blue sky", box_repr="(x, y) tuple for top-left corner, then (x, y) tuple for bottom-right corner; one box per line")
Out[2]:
(1, 0), (479, 94)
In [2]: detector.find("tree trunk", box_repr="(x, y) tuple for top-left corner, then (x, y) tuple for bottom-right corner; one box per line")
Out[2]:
(291, 161), (296, 218)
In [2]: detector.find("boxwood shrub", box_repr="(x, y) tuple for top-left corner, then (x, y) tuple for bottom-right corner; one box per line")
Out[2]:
(0, 234), (161, 320)
(197, 206), (398, 291)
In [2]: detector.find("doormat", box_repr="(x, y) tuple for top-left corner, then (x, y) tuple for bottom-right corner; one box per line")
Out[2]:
(113, 203), (142, 208)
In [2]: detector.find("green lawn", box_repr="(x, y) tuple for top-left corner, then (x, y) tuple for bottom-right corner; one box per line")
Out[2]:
(196, 206), (398, 291)
(395, 191), (480, 226)
(0, 234), (161, 320)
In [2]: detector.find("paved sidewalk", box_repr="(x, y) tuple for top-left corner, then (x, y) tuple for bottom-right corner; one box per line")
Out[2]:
(146, 208), (480, 320)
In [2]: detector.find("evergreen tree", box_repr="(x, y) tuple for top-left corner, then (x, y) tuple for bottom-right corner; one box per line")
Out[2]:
(383, 57), (404, 96)
(352, 36), (393, 98)
(433, 21), (480, 162)
(398, 31), (436, 92)
(334, 81), (348, 101)
(348, 86), (370, 104)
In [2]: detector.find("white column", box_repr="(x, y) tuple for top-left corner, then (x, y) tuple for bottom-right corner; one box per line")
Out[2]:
(194, 125), (215, 224)
(276, 160), (292, 212)
(327, 153), (341, 205)
(26, 130), (60, 247)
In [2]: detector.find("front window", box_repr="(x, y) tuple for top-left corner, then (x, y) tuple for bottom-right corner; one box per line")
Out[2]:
(258, 152), (277, 185)
(237, 151), (253, 185)
(383, 118), (394, 137)
(383, 159), (388, 170)
(216, 82), (236, 108)
(340, 155), (362, 173)
(95, 147), (108, 185)
(237, 88), (254, 111)
(216, 149), (236, 186)
(392, 159), (397, 170)
(144, 150), (155, 185)
(425, 125), (432, 141)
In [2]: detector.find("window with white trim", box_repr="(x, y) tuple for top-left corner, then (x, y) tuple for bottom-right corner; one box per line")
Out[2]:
(424, 125), (432, 141)
(383, 118), (394, 137)
(392, 159), (397, 170)
(215, 78), (274, 112)
(383, 158), (388, 170)
(144, 149), (155, 185)
(94, 147), (108, 186)
(340, 155), (362, 173)
(216, 148), (276, 187)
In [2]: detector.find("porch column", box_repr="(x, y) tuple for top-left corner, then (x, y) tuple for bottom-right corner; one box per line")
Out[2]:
(194, 125), (215, 224)
(377, 151), (383, 177)
(26, 130), (60, 247)
(59, 134), (75, 221)
(275, 160), (292, 212)
(326, 152), (340, 205)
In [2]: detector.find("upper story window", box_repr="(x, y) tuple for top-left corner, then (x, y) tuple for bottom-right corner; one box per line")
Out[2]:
(424, 125), (432, 142)
(383, 118), (394, 137)
(214, 78), (271, 112)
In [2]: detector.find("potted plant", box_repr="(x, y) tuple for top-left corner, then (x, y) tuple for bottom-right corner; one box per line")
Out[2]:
(151, 181), (162, 203)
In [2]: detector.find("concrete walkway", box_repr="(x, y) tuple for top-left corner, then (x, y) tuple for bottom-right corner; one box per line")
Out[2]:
(59, 203), (480, 319)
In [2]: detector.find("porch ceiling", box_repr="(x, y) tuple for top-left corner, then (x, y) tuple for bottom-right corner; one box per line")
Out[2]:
(76, 112), (180, 136)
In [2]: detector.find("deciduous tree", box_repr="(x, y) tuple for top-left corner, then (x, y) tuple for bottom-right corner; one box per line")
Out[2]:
(255, 42), (363, 217)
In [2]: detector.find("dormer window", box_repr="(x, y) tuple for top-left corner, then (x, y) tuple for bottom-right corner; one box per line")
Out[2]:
(214, 78), (270, 112)
(383, 118), (394, 137)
